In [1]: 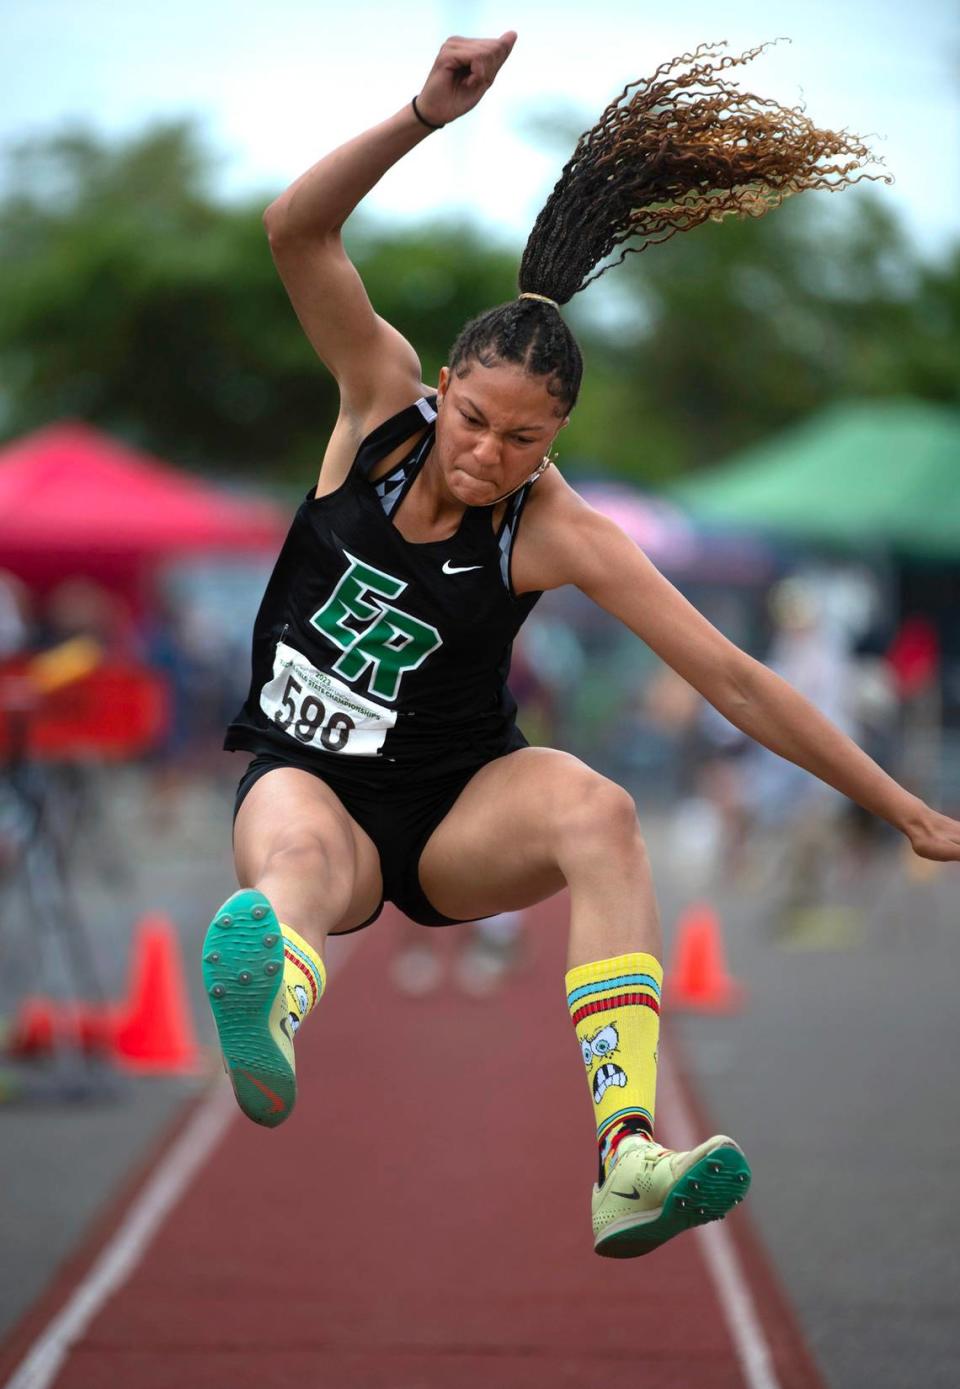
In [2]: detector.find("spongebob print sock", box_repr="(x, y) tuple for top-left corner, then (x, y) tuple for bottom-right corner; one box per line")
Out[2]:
(280, 924), (326, 1040)
(565, 952), (663, 1184)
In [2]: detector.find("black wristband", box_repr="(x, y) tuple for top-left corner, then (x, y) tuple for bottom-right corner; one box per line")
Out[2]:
(412, 95), (445, 130)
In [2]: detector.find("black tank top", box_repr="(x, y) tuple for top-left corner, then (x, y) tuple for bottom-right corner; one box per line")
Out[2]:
(224, 394), (543, 781)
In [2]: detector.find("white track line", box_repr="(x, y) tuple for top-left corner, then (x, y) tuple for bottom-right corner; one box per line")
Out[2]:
(3, 1084), (236, 1389)
(3, 932), (363, 1389)
(660, 1048), (781, 1389)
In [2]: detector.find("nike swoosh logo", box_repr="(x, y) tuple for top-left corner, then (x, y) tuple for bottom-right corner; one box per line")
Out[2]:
(442, 560), (483, 575)
(236, 1068), (285, 1114)
(611, 1189), (641, 1200)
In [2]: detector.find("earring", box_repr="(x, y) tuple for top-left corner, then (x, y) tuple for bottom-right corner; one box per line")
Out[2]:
(528, 450), (555, 485)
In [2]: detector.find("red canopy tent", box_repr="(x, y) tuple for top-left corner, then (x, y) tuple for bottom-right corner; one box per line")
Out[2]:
(0, 421), (286, 607)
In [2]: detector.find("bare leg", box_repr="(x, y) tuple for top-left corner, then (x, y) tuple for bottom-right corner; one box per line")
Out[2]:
(232, 767), (383, 955)
(418, 747), (661, 969)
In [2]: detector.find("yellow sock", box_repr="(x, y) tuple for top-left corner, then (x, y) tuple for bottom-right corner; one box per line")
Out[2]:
(279, 923), (326, 1041)
(565, 951), (663, 1182)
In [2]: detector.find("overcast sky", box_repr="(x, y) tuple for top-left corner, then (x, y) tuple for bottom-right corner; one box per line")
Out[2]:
(3, 0), (958, 259)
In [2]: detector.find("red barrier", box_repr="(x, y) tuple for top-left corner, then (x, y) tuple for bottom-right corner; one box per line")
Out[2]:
(0, 661), (169, 760)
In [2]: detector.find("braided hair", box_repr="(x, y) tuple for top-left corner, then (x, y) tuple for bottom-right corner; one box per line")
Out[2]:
(447, 40), (889, 412)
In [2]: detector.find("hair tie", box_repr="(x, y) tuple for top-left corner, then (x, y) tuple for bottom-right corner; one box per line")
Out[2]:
(518, 291), (560, 309)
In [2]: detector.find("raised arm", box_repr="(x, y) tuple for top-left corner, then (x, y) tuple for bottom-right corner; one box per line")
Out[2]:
(263, 32), (517, 444)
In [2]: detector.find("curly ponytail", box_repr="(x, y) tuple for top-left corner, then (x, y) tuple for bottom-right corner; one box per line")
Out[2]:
(448, 40), (888, 411)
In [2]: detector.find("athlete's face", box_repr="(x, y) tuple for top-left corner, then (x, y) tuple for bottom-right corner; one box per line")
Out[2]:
(434, 361), (569, 505)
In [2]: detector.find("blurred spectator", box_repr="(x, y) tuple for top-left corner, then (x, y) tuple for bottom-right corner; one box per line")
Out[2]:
(885, 613), (943, 813)
(508, 628), (554, 747)
(142, 591), (227, 829)
(175, 600), (238, 748)
(845, 652), (901, 858)
(741, 578), (860, 927)
(886, 615), (940, 702)
(40, 578), (141, 662)
(650, 668), (749, 892)
(513, 613), (585, 748)
(0, 571), (35, 657)
(644, 665), (704, 791)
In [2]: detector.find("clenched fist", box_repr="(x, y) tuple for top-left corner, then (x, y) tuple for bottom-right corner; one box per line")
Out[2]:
(416, 31), (518, 126)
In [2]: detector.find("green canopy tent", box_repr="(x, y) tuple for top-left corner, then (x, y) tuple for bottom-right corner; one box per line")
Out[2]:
(669, 400), (960, 559)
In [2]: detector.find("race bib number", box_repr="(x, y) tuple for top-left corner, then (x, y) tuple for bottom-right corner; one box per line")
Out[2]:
(260, 641), (396, 757)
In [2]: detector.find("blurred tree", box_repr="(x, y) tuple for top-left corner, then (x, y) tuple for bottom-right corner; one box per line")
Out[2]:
(0, 122), (529, 479)
(596, 191), (960, 481)
(1, 118), (957, 485)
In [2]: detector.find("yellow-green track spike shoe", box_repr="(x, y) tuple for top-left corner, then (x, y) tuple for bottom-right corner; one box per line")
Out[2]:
(593, 1134), (751, 1258)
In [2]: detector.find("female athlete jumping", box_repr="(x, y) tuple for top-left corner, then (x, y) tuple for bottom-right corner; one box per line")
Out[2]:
(202, 32), (960, 1258)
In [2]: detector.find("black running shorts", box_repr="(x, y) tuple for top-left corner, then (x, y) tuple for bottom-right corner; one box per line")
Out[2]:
(232, 742), (525, 933)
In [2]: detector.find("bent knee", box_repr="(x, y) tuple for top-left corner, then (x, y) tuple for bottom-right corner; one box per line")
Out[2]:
(256, 830), (357, 910)
(263, 831), (333, 872)
(554, 773), (642, 855)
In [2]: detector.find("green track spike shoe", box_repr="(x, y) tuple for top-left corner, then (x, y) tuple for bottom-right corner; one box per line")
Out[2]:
(201, 889), (298, 1128)
(593, 1134), (751, 1258)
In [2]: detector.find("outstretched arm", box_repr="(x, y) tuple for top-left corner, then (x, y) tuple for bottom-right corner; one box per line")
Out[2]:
(538, 494), (960, 862)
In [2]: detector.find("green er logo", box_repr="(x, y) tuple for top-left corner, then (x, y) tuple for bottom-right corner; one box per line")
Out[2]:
(310, 551), (442, 702)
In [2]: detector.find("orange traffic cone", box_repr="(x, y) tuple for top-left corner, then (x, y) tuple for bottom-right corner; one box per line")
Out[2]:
(111, 914), (201, 1073)
(667, 901), (745, 1013)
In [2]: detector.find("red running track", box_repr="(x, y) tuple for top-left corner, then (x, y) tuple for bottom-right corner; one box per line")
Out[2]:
(0, 898), (825, 1389)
